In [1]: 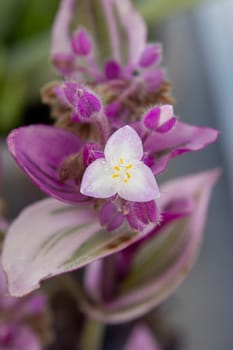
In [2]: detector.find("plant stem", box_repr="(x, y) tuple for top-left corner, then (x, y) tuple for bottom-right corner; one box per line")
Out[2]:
(79, 318), (105, 350)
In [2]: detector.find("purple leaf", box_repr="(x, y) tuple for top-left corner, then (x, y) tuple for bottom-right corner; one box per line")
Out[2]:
(7, 125), (86, 205)
(144, 121), (219, 174)
(2, 198), (158, 297)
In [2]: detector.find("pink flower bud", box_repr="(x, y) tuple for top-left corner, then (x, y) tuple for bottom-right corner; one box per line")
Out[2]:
(77, 91), (102, 121)
(139, 44), (162, 68)
(104, 60), (122, 79)
(71, 27), (92, 56)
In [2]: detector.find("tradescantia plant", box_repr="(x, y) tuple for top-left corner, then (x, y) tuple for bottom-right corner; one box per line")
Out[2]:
(2, 0), (219, 348)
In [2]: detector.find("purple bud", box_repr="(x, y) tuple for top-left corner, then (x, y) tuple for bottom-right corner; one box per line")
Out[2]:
(143, 107), (161, 130)
(64, 82), (79, 105)
(104, 60), (122, 79)
(156, 105), (176, 133)
(54, 82), (79, 106)
(126, 201), (160, 230)
(71, 27), (92, 56)
(77, 91), (102, 121)
(100, 201), (124, 231)
(139, 44), (162, 68)
(143, 105), (176, 133)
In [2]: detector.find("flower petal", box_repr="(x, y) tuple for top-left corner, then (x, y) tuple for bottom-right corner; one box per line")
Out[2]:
(105, 126), (143, 163)
(80, 159), (116, 198)
(118, 163), (160, 202)
(2, 198), (157, 297)
(7, 125), (86, 205)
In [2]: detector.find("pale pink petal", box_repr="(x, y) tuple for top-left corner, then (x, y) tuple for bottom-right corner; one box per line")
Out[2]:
(80, 158), (116, 198)
(125, 324), (161, 350)
(118, 163), (160, 202)
(104, 126), (143, 163)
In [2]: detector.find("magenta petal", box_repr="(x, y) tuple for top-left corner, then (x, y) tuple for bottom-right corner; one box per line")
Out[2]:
(144, 121), (219, 175)
(7, 125), (86, 204)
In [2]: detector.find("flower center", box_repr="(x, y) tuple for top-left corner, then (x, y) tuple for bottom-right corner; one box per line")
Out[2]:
(112, 158), (133, 183)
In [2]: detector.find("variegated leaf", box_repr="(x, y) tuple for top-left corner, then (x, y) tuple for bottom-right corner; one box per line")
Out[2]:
(2, 198), (155, 297)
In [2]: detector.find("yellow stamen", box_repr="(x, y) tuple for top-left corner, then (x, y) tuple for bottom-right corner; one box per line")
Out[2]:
(119, 158), (124, 165)
(112, 174), (120, 179)
(114, 166), (120, 171)
(126, 164), (133, 170)
(124, 179), (128, 183)
(126, 172), (131, 179)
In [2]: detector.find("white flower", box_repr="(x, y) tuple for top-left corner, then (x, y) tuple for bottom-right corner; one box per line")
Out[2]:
(80, 126), (160, 202)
